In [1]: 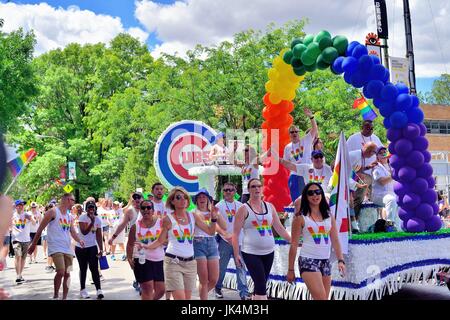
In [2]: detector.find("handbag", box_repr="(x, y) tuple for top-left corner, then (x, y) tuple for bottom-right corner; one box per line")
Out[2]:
(99, 255), (109, 270)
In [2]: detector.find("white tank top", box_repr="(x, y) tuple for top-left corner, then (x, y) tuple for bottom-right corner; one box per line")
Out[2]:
(133, 218), (164, 261)
(241, 165), (259, 194)
(300, 215), (332, 259)
(241, 202), (275, 255)
(194, 210), (213, 238)
(47, 207), (74, 256)
(166, 212), (195, 258)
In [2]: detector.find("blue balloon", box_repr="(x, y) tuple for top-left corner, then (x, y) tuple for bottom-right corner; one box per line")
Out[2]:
(381, 84), (399, 102)
(344, 71), (353, 84)
(331, 56), (345, 74)
(366, 80), (384, 99)
(352, 45), (368, 59)
(369, 64), (387, 81)
(383, 117), (392, 129)
(346, 41), (360, 56)
(358, 55), (374, 71)
(351, 70), (368, 88)
(411, 95), (420, 109)
(382, 69), (390, 83)
(395, 94), (413, 111)
(363, 84), (372, 98)
(370, 55), (381, 65)
(379, 103), (394, 118)
(342, 56), (358, 74)
(390, 111), (408, 129)
(406, 107), (424, 124)
(395, 83), (409, 95)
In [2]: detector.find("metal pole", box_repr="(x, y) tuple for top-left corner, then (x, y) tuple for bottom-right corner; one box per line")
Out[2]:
(403, 0), (417, 95)
(381, 38), (390, 72)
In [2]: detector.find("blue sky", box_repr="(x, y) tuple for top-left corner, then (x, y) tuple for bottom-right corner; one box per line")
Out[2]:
(2, 0), (448, 94)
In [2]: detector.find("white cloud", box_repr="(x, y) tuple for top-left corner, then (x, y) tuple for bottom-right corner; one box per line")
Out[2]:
(0, 2), (149, 55)
(135, 0), (450, 77)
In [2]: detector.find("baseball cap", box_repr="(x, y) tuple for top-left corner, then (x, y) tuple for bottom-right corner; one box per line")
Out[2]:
(14, 199), (26, 206)
(193, 188), (212, 203)
(311, 150), (324, 158)
(377, 146), (387, 154)
(113, 201), (120, 205)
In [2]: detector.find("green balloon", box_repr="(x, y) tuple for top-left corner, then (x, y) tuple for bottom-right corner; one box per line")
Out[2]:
(303, 34), (314, 46)
(293, 65), (306, 76)
(333, 35), (349, 56)
(301, 50), (316, 66)
(292, 43), (307, 59)
(322, 47), (339, 64)
(304, 63), (317, 72)
(283, 50), (294, 64)
(291, 58), (303, 68)
(314, 30), (332, 43)
(291, 37), (303, 49)
(316, 54), (330, 70)
(318, 37), (333, 51)
(307, 42), (321, 58)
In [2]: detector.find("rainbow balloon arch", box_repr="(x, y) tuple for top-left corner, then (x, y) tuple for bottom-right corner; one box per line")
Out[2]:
(261, 30), (442, 233)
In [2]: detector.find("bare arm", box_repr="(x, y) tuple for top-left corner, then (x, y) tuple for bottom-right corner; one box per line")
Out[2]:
(271, 204), (291, 243)
(193, 209), (217, 236)
(126, 224), (136, 269)
(232, 206), (246, 267)
(96, 227), (103, 252)
(29, 209), (55, 246)
(287, 215), (304, 282)
(330, 215), (344, 261)
(304, 107), (318, 139)
(109, 208), (132, 245)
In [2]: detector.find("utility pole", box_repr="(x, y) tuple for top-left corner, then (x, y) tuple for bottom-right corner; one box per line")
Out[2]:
(403, 0), (417, 95)
(374, 0), (390, 71)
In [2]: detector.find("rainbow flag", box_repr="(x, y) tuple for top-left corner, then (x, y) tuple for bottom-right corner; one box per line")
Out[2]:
(353, 96), (377, 121)
(7, 149), (37, 177)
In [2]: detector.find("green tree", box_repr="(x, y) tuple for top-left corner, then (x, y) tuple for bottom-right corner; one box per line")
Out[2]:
(430, 73), (450, 105)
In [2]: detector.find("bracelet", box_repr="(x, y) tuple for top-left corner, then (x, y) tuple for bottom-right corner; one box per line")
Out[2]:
(338, 259), (345, 265)
(211, 219), (218, 223)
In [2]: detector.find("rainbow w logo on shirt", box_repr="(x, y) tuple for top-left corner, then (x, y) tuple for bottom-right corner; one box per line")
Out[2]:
(59, 218), (71, 231)
(307, 225), (329, 245)
(138, 230), (160, 244)
(308, 175), (325, 184)
(111, 213), (120, 221)
(243, 168), (252, 181)
(173, 228), (193, 244)
(251, 219), (273, 237)
(14, 219), (26, 229)
(226, 209), (236, 223)
(101, 213), (109, 221)
(291, 146), (304, 161)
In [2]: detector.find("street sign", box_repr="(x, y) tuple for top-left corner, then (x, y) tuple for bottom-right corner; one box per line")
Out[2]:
(63, 184), (74, 193)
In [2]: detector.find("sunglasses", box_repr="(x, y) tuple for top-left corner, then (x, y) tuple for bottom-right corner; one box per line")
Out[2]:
(313, 155), (324, 159)
(140, 206), (153, 211)
(307, 189), (322, 196)
(250, 185), (262, 189)
(223, 188), (235, 192)
(87, 206), (96, 210)
(132, 194), (142, 200)
(289, 130), (299, 134)
(175, 194), (187, 201)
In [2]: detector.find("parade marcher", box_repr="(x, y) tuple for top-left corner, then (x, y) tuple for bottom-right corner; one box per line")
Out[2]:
(161, 187), (218, 300)
(313, 137), (324, 152)
(236, 145), (259, 203)
(11, 199), (35, 284)
(151, 182), (169, 218)
(283, 108), (318, 202)
(127, 200), (166, 300)
(0, 196), (14, 300)
(28, 193), (85, 300)
(215, 182), (251, 300)
(192, 189), (226, 300)
(232, 178), (291, 300)
(372, 146), (401, 228)
(287, 182), (346, 300)
(98, 199), (113, 255)
(110, 201), (126, 261)
(28, 202), (41, 264)
(76, 200), (104, 299)
(209, 132), (229, 163)
(43, 203), (55, 272)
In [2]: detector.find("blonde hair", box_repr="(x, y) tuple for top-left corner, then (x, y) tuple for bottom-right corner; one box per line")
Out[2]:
(166, 187), (191, 211)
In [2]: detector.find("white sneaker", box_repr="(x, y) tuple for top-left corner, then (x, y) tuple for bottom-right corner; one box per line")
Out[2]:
(351, 220), (360, 232)
(80, 289), (90, 299)
(97, 289), (104, 299)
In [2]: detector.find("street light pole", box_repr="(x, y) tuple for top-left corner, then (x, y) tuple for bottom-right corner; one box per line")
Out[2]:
(403, 0), (417, 95)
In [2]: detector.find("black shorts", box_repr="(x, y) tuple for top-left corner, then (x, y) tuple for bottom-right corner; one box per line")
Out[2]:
(30, 233), (42, 246)
(133, 259), (164, 284)
(298, 256), (331, 276)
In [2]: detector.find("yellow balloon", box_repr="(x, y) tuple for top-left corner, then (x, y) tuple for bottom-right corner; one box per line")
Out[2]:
(265, 81), (274, 93)
(279, 48), (290, 57)
(269, 92), (282, 105)
(273, 57), (282, 69)
(287, 90), (296, 101)
(268, 68), (279, 81)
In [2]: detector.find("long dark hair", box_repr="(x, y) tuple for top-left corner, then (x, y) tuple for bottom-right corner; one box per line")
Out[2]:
(297, 182), (330, 220)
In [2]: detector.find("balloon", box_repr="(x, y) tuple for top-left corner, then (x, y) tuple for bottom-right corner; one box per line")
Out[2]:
(383, 117), (392, 129)
(293, 43), (307, 59)
(391, 167), (399, 180)
(314, 30), (332, 42)
(370, 55), (381, 65)
(406, 151), (425, 168)
(378, 103), (394, 118)
(263, 93), (272, 106)
(322, 47), (339, 64)
(411, 177), (429, 194)
(268, 68), (279, 80)
(293, 65), (306, 76)
(303, 34), (314, 46)
(390, 112), (408, 129)
(318, 37), (333, 51)
(425, 215), (442, 232)
(422, 150), (431, 163)
(332, 35), (348, 56)
(301, 50), (317, 66)
(344, 71), (353, 84)
(394, 181), (409, 197)
(418, 123), (427, 136)
(269, 92), (282, 104)
(411, 95), (420, 109)
(395, 94), (413, 111)
(342, 56), (358, 74)
(416, 163), (433, 178)
(291, 58), (303, 68)
(366, 80), (384, 99)
(432, 203), (439, 215)
(316, 57), (329, 70)
(386, 128), (403, 142)
(358, 55), (374, 71)
(395, 83), (409, 95)
(395, 138), (413, 156)
(363, 84), (372, 99)
(382, 69), (390, 83)
(390, 154), (406, 170)
(406, 107), (424, 124)
(415, 203), (434, 221)
(413, 136), (428, 151)
(369, 64), (388, 82)
(381, 84), (399, 102)
(421, 188), (438, 205)
(331, 56), (345, 74)
(405, 217), (425, 232)
(402, 192), (421, 210)
(402, 123), (420, 140)
(346, 41), (360, 56)
(351, 44), (368, 59)
(283, 50), (294, 64)
(398, 166), (416, 183)
(351, 70), (368, 88)
(307, 42), (321, 57)
(291, 38), (303, 49)
(304, 63), (317, 72)
(427, 176), (436, 189)
(398, 208), (414, 221)
(388, 142), (396, 155)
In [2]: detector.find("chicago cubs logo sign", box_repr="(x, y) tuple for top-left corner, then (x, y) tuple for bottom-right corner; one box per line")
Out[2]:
(154, 120), (217, 194)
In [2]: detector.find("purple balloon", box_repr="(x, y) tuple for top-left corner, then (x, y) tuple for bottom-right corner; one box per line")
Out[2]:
(399, 166), (416, 183)
(402, 192), (421, 210)
(406, 107), (424, 124)
(413, 136), (429, 151)
(386, 128), (403, 142)
(383, 117), (392, 129)
(411, 177), (429, 194)
(417, 163), (433, 178)
(422, 150), (431, 163)
(398, 208), (414, 221)
(390, 154), (406, 170)
(390, 112), (408, 129)
(427, 176), (436, 189)
(395, 94), (413, 111)
(431, 203), (439, 215)
(394, 181), (409, 197)
(425, 215), (442, 232)
(418, 123), (427, 136)
(395, 139), (413, 156)
(406, 217), (426, 232)
(421, 188), (438, 205)
(406, 151), (424, 168)
(415, 203), (434, 220)
(402, 123), (420, 140)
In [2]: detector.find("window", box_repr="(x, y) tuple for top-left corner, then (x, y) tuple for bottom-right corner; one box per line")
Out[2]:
(423, 120), (450, 135)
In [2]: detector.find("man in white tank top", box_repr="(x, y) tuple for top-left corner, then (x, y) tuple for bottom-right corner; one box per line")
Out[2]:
(28, 193), (85, 300)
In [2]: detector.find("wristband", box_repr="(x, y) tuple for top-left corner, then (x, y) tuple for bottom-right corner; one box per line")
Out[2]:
(338, 259), (345, 265)
(112, 234), (117, 239)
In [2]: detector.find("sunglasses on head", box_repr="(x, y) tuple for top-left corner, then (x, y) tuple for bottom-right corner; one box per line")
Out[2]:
(223, 188), (235, 192)
(307, 189), (322, 196)
(132, 194), (142, 200)
(140, 205), (153, 211)
(313, 155), (324, 159)
(175, 194), (186, 201)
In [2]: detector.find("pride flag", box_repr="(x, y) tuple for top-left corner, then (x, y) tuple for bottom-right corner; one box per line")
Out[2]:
(7, 149), (37, 177)
(353, 96), (378, 121)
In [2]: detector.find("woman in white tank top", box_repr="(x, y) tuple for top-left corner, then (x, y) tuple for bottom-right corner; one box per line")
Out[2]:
(287, 182), (346, 300)
(233, 178), (291, 300)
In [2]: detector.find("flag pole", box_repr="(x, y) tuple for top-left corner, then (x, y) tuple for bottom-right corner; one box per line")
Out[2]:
(4, 158), (32, 196)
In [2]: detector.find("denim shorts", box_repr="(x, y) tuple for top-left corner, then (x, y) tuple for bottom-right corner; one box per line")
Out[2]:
(193, 236), (219, 260)
(298, 256), (331, 276)
(3, 235), (10, 246)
